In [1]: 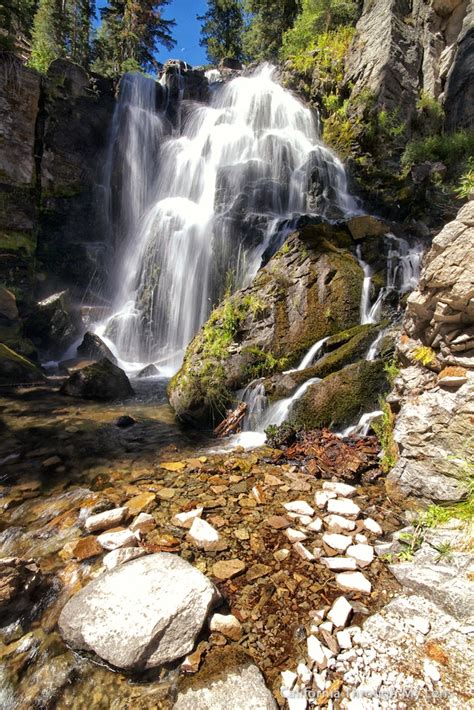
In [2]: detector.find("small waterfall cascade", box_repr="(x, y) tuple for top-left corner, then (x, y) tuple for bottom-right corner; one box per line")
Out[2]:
(341, 410), (383, 437)
(287, 336), (329, 373)
(100, 63), (359, 373)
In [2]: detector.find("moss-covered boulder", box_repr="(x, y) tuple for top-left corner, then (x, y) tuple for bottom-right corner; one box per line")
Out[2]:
(0, 344), (44, 385)
(61, 358), (134, 401)
(169, 222), (364, 425)
(289, 360), (389, 431)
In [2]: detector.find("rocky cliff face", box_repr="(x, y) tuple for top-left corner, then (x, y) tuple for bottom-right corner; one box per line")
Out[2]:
(346, 0), (473, 131)
(387, 196), (474, 502)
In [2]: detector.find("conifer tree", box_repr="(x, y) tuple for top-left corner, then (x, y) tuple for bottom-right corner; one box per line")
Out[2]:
(198, 0), (245, 64)
(28, 0), (63, 73)
(66, 0), (95, 68)
(243, 0), (299, 61)
(0, 0), (38, 53)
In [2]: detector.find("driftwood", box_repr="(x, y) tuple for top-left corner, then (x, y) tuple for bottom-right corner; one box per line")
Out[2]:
(214, 402), (247, 437)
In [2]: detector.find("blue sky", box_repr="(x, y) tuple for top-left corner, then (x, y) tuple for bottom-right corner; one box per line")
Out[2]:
(96, 0), (209, 67)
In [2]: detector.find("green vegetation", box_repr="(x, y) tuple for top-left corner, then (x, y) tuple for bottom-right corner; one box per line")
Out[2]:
(243, 346), (288, 379)
(384, 360), (400, 386)
(412, 345), (436, 367)
(29, 0), (64, 74)
(372, 400), (397, 472)
(198, 0), (244, 64)
(281, 0), (357, 60)
(243, 0), (299, 61)
(401, 129), (474, 172)
(455, 157), (474, 200)
(0, 0), (37, 52)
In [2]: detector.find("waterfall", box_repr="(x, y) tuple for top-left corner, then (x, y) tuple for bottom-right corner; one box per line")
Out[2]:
(293, 336), (329, 372)
(341, 410), (383, 437)
(100, 63), (358, 373)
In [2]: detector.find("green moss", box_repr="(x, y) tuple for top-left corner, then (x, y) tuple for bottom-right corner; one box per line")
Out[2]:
(0, 343), (43, 384)
(242, 347), (288, 380)
(0, 230), (37, 256)
(372, 400), (397, 471)
(413, 345), (436, 366)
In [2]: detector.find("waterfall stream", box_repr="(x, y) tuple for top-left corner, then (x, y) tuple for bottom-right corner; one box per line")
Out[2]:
(98, 64), (358, 374)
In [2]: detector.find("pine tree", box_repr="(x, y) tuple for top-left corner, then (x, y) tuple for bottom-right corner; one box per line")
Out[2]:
(0, 0), (38, 53)
(28, 0), (64, 73)
(66, 0), (95, 68)
(198, 0), (245, 64)
(243, 0), (299, 61)
(93, 0), (176, 76)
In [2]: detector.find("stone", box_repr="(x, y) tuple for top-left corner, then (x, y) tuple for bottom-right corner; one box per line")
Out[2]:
(85, 507), (128, 533)
(408, 616), (431, 635)
(327, 498), (360, 519)
(172, 507), (204, 529)
(209, 613), (243, 640)
(212, 559), (246, 580)
(173, 661), (277, 709)
(129, 512), (155, 534)
(307, 635), (327, 669)
(97, 529), (138, 551)
(322, 557), (357, 572)
(327, 596), (353, 628)
(364, 518), (382, 536)
(0, 557), (42, 616)
(0, 344), (44, 385)
(281, 669), (297, 689)
(285, 528), (308, 543)
(322, 533), (352, 552)
(115, 415), (136, 428)
(157, 487), (177, 500)
(0, 286), (19, 321)
(69, 536), (103, 561)
(274, 548), (290, 562)
(125, 493), (156, 516)
(347, 215), (389, 241)
(58, 553), (220, 671)
(266, 515), (291, 529)
(188, 517), (222, 551)
(77, 331), (117, 364)
(283, 501), (315, 516)
(423, 659), (441, 682)
(61, 359), (134, 401)
(102, 547), (146, 570)
(324, 514), (356, 533)
(336, 629), (352, 649)
(296, 662), (312, 684)
(160, 461), (186, 471)
(322, 482), (357, 498)
(247, 564), (272, 581)
(315, 491), (337, 509)
(137, 364), (160, 378)
(355, 534), (368, 544)
(306, 518), (323, 532)
(335, 572), (372, 594)
(346, 544), (375, 568)
(293, 542), (315, 562)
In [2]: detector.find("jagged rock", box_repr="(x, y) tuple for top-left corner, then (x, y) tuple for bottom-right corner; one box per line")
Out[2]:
(137, 363), (160, 377)
(0, 343), (44, 385)
(60, 358), (134, 401)
(84, 507), (128, 533)
(219, 57), (243, 71)
(0, 286), (19, 321)
(77, 331), (117, 364)
(26, 291), (81, 358)
(347, 215), (390, 241)
(58, 553), (221, 671)
(169, 223), (364, 425)
(0, 557), (42, 618)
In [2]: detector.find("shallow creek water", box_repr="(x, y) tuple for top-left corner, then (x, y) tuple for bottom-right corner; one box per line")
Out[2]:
(0, 380), (403, 709)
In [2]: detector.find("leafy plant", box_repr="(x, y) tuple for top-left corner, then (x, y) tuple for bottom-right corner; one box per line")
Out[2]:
(455, 157), (474, 200)
(384, 360), (400, 386)
(371, 400), (397, 472)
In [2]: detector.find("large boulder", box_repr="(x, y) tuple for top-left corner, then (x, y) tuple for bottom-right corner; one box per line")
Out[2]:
(76, 331), (117, 364)
(60, 358), (134, 400)
(169, 223), (364, 425)
(289, 359), (389, 430)
(58, 553), (221, 671)
(0, 343), (44, 385)
(25, 291), (81, 358)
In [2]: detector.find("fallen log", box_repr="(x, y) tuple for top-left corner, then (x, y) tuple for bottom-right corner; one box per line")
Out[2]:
(214, 402), (247, 437)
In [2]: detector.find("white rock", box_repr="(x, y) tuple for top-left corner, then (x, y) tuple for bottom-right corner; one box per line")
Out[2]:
(310, 609), (326, 624)
(209, 613), (242, 640)
(423, 659), (440, 682)
(408, 616), (431, 635)
(129, 512), (155, 534)
(306, 518), (322, 532)
(322, 482), (357, 498)
(188, 517), (221, 550)
(293, 542), (315, 561)
(322, 557), (357, 571)
(284, 501), (315, 516)
(321, 644), (334, 661)
(355, 533), (368, 544)
(97, 529), (138, 551)
(327, 498), (360, 519)
(286, 691), (308, 710)
(313, 671), (326, 691)
(327, 596), (353, 628)
(315, 491), (337, 509)
(364, 518), (382, 535)
(322, 533), (352, 552)
(297, 662), (312, 684)
(307, 635), (327, 668)
(336, 629), (352, 649)
(285, 528), (308, 543)
(298, 515), (313, 526)
(319, 621), (333, 633)
(346, 543), (374, 568)
(336, 571), (372, 594)
(324, 514), (356, 532)
(281, 669), (297, 689)
(171, 507), (203, 529)
(59, 553), (221, 671)
(85, 507), (127, 533)
(102, 547), (146, 570)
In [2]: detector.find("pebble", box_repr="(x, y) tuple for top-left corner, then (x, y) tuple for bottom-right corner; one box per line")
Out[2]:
(328, 597), (353, 628)
(346, 543), (374, 568)
(305, 518), (322, 533)
(327, 498), (360, 519)
(307, 635), (327, 668)
(297, 662), (312, 684)
(274, 548), (290, 561)
(324, 514), (356, 532)
(293, 542), (315, 561)
(285, 528), (308, 543)
(322, 533), (352, 552)
(102, 547), (146, 570)
(209, 613), (242, 641)
(171, 507), (203, 528)
(336, 629), (352, 649)
(364, 518), (382, 535)
(188, 517), (221, 550)
(322, 556), (357, 571)
(335, 571), (372, 594)
(355, 533), (368, 544)
(407, 616), (431, 635)
(423, 659), (440, 682)
(315, 491), (337, 509)
(129, 512), (155, 534)
(284, 501), (315, 516)
(85, 507), (127, 533)
(281, 669), (297, 689)
(319, 621), (333, 633)
(322, 482), (357, 498)
(212, 558), (246, 580)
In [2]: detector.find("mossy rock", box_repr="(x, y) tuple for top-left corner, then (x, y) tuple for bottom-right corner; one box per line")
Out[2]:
(169, 222), (364, 426)
(61, 358), (134, 401)
(0, 230), (37, 257)
(289, 359), (389, 431)
(0, 343), (44, 385)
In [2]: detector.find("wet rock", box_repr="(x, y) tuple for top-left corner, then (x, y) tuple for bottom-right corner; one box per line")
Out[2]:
(173, 660), (277, 709)
(335, 571), (372, 594)
(61, 358), (134, 401)
(77, 331), (117, 364)
(0, 343), (44, 385)
(212, 559), (247, 580)
(125, 493), (156, 516)
(67, 536), (103, 561)
(137, 363), (160, 377)
(172, 507), (204, 529)
(97, 529), (138, 550)
(59, 553), (220, 671)
(0, 557), (42, 617)
(85, 507), (128, 533)
(209, 613), (243, 640)
(129, 512), (155, 534)
(116, 415), (136, 428)
(188, 518), (223, 551)
(327, 498), (360, 519)
(25, 291), (80, 358)
(102, 547), (146, 570)
(322, 482), (357, 498)
(283, 501), (315, 516)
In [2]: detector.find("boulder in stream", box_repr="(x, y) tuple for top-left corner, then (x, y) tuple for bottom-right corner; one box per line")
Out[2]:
(58, 553), (221, 671)
(76, 331), (117, 364)
(60, 358), (134, 400)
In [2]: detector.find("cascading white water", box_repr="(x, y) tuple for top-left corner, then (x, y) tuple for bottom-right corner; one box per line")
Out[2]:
(101, 63), (358, 373)
(290, 336), (329, 372)
(341, 410), (383, 437)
